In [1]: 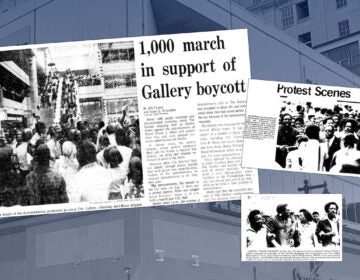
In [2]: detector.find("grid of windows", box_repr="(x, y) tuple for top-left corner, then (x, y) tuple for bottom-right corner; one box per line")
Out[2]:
(338, 19), (350, 37)
(253, 0), (261, 4)
(322, 42), (360, 72)
(336, 0), (347, 9)
(104, 73), (136, 89)
(281, 5), (294, 28)
(0, 0), (26, 14)
(101, 48), (135, 63)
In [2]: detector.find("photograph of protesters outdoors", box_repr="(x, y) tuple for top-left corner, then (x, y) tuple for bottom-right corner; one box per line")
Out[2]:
(275, 100), (360, 174)
(246, 200), (341, 249)
(0, 41), (143, 207)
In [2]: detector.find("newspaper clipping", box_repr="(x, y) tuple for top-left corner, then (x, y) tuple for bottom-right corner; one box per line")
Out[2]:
(0, 29), (258, 217)
(242, 79), (360, 177)
(241, 194), (342, 261)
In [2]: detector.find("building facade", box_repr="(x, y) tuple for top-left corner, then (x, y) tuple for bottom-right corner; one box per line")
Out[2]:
(242, 0), (360, 75)
(0, 1), (360, 280)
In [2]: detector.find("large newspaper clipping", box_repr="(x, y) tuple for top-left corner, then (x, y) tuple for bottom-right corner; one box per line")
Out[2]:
(242, 194), (342, 261)
(0, 30), (258, 217)
(242, 79), (360, 177)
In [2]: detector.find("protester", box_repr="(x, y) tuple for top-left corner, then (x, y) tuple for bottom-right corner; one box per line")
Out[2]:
(246, 210), (269, 249)
(316, 202), (340, 247)
(266, 204), (296, 248)
(296, 209), (318, 249)
(0, 147), (22, 206)
(104, 146), (127, 200)
(23, 144), (68, 205)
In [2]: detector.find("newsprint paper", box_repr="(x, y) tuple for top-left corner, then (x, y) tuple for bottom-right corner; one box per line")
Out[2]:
(0, 29), (258, 217)
(242, 79), (360, 177)
(241, 194), (342, 261)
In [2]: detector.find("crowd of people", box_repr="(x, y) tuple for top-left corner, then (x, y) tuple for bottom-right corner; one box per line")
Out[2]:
(246, 202), (340, 249)
(1, 84), (27, 103)
(60, 69), (78, 122)
(276, 102), (360, 173)
(77, 74), (102, 87)
(104, 73), (136, 89)
(39, 72), (59, 108)
(0, 111), (142, 207)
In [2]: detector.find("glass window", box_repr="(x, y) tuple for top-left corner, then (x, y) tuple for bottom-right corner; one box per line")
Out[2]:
(296, 1), (309, 21)
(282, 5), (294, 28)
(104, 73), (136, 89)
(336, 0), (347, 9)
(298, 32), (312, 47)
(338, 19), (350, 37)
(101, 48), (135, 63)
(321, 42), (360, 74)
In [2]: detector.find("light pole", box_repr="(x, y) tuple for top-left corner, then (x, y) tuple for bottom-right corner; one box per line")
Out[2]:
(125, 267), (131, 280)
(297, 180), (329, 194)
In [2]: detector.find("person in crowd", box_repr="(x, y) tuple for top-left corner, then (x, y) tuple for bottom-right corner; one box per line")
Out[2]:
(46, 126), (62, 162)
(285, 136), (308, 170)
(96, 120), (106, 150)
(69, 140), (112, 202)
(321, 125), (341, 171)
(106, 124), (117, 146)
(115, 128), (133, 174)
(124, 156), (144, 198)
(104, 146), (127, 200)
(96, 135), (111, 167)
(89, 128), (98, 145)
(63, 129), (77, 156)
(312, 211), (320, 224)
(53, 141), (79, 201)
(339, 119), (358, 141)
(14, 129), (33, 182)
(295, 209), (318, 248)
(0, 147), (22, 206)
(298, 125), (323, 171)
(330, 134), (360, 173)
(29, 121), (46, 151)
(276, 114), (298, 168)
(246, 210), (269, 249)
(293, 117), (305, 135)
(266, 204), (296, 248)
(316, 202), (340, 247)
(23, 144), (68, 205)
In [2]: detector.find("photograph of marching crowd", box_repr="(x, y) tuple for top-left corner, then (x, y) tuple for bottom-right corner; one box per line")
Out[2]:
(0, 41), (143, 208)
(245, 199), (341, 249)
(276, 100), (360, 174)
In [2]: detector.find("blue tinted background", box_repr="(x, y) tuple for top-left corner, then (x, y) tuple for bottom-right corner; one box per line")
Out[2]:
(1, 0), (360, 279)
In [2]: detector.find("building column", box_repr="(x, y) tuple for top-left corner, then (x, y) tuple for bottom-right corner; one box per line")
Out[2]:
(0, 84), (3, 108)
(29, 53), (39, 113)
(44, 50), (48, 75)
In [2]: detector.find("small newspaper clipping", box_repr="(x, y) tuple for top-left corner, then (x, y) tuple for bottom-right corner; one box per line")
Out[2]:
(241, 194), (342, 261)
(242, 79), (360, 178)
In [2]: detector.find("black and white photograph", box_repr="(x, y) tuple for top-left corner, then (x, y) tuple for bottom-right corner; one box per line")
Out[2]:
(276, 100), (360, 174)
(0, 40), (143, 213)
(242, 79), (360, 179)
(242, 194), (342, 261)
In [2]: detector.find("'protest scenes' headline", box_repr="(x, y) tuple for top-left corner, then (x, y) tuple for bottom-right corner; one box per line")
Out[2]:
(277, 83), (351, 98)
